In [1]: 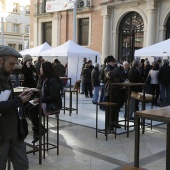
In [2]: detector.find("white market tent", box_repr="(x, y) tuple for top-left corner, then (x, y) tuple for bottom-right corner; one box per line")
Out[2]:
(19, 42), (52, 56)
(134, 39), (170, 57)
(40, 40), (101, 85)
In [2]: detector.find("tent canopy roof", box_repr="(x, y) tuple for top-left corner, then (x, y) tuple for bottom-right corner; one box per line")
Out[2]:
(135, 39), (170, 57)
(39, 40), (101, 57)
(19, 42), (52, 56)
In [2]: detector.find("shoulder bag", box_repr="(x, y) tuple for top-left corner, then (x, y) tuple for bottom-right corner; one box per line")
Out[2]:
(17, 106), (28, 140)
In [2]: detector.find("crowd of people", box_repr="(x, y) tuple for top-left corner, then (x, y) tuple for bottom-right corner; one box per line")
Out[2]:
(1, 43), (170, 169)
(80, 56), (170, 128)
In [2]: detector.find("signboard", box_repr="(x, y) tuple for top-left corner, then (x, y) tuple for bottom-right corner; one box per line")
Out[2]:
(46, 0), (74, 13)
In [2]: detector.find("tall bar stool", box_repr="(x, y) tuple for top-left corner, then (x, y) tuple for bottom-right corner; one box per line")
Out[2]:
(63, 90), (78, 116)
(42, 111), (60, 159)
(96, 102), (117, 140)
(131, 92), (153, 132)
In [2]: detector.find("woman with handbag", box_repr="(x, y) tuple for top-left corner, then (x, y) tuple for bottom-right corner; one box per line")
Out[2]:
(24, 61), (62, 143)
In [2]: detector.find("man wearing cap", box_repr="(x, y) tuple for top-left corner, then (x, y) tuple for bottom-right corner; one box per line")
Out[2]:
(0, 45), (32, 169)
(104, 55), (123, 129)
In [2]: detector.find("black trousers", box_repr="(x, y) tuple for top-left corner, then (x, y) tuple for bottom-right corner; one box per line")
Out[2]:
(24, 104), (43, 129)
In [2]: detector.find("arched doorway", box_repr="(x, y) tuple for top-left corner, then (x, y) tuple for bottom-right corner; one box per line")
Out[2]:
(166, 16), (170, 39)
(118, 12), (144, 62)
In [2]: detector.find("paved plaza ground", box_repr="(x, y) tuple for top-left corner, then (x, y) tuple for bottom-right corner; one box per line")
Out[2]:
(8, 92), (166, 170)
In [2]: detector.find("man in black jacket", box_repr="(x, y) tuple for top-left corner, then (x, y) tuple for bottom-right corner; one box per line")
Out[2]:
(158, 59), (170, 107)
(128, 59), (142, 119)
(104, 56), (123, 128)
(0, 45), (32, 170)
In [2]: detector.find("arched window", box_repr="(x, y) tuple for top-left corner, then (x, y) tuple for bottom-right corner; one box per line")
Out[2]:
(166, 16), (170, 39)
(118, 12), (144, 62)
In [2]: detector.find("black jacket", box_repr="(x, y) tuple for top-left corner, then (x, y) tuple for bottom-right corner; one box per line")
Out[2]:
(91, 67), (100, 87)
(158, 64), (170, 85)
(22, 65), (37, 88)
(40, 76), (62, 110)
(99, 64), (106, 83)
(104, 64), (122, 97)
(128, 67), (142, 92)
(82, 68), (92, 83)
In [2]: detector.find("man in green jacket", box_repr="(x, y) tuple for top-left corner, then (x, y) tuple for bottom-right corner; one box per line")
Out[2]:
(0, 45), (32, 170)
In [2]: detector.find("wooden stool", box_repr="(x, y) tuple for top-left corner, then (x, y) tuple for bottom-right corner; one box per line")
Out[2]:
(42, 111), (60, 158)
(96, 102), (117, 140)
(120, 165), (143, 170)
(63, 90), (78, 116)
(131, 92), (153, 132)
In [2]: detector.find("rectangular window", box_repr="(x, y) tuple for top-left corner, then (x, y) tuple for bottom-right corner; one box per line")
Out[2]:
(13, 24), (19, 33)
(13, 3), (19, 13)
(19, 44), (23, 51)
(8, 44), (16, 49)
(26, 25), (29, 34)
(78, 18), (89, 46)
(25, 5), (30, 14)
(0, 1), (5, 11)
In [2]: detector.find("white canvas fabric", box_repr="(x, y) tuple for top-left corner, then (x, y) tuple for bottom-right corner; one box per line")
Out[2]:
(19, 42), (52, 56)
(135, 39), (170, 57)
(39, 40), (101, 85)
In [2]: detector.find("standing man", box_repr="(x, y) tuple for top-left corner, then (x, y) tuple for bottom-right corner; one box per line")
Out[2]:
(158, 59), (170, 107)
(91, 63), (100, 104)
(128, 59), (142, 119)
(80, 58), (87, 94)
(0, 45), (32, 170)
(99, 58), (107, 110)
(35, 56), (44, 77)
(104, 55), (123, 129)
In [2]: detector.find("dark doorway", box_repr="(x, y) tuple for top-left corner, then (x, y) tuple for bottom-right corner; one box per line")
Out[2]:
(118, 12), (144, 62)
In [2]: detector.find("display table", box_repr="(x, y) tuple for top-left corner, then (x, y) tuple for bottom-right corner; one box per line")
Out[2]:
(134, 106), (170, 170)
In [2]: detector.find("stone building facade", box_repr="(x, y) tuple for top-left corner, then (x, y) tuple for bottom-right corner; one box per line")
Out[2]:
(0, 0), (30, 51)
(30, 0), (170, 63)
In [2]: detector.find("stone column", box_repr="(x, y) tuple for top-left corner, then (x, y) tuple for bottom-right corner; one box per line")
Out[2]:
(52, 13), (59, 47)
(101, 6), (111, 64)
(145, 0), (158, 46)
(33, 17), (38, 47)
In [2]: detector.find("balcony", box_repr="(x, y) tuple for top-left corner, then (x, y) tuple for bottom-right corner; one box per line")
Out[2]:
(34, 0), (92, 16)
(34, 3), (46, 15)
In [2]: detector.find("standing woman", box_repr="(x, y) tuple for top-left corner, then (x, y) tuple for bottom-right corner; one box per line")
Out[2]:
(149, 62), (160, 106)
(24, 61), (62, 143)
(21, 54), (37, 88)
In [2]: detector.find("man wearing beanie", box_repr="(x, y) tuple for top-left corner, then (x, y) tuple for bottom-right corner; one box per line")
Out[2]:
(0, 45), (32, 170)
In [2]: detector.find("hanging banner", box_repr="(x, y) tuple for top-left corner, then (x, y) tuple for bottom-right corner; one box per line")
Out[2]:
(46, 0), (74, 13)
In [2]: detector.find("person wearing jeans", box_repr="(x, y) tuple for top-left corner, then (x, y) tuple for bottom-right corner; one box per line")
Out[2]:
(91, 63), (100, 104)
